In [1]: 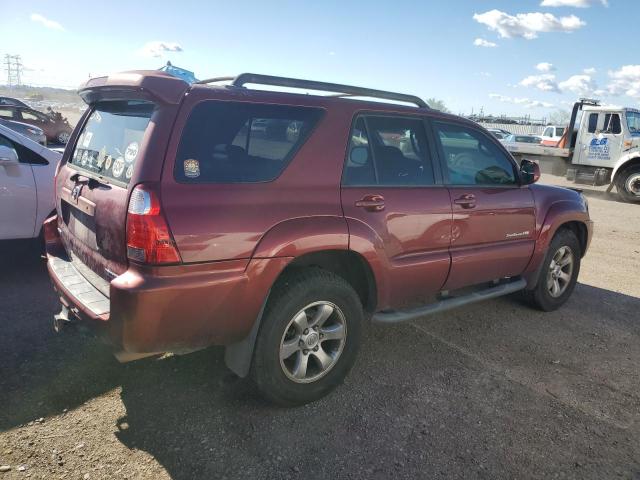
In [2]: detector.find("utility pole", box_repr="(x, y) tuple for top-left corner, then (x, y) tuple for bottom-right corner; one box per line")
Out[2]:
(3, 54), (24, 87)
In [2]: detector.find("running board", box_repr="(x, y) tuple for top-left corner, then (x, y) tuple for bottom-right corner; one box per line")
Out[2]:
(372, 278), (527, 325)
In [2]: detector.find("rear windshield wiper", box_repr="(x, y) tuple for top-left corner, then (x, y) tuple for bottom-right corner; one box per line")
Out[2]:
(69, 172), (109, 189)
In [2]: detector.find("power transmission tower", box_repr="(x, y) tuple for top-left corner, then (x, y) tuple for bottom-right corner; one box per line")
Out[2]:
(3, 54), (24, 87)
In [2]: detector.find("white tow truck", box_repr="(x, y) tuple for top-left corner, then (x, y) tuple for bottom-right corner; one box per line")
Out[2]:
(503, 99), (640, 202)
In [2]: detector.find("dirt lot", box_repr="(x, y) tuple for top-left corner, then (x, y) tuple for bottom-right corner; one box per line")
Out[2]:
(1, 175), (639, 479)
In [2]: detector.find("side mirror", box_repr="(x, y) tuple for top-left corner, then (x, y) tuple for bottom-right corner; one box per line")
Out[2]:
(520, 159), (540, 185)
(349, 146), (369, 166)
(0, 145), (19, 166)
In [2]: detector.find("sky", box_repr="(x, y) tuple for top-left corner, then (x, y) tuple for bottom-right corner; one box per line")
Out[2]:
(2, 0), (640, 117)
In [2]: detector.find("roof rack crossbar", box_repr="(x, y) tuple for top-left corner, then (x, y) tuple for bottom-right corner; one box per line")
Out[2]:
(195, 76), (236, 84)
(225, 73), (428, 108)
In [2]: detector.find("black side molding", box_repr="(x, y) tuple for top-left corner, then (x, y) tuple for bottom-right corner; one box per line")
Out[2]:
(372, 278), (527, 325)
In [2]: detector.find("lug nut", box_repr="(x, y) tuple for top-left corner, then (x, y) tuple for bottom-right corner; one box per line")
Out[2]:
(320, 333), (324, 338)
(313, 346), (319, 352)
(304, 328), (309, 334)
(303, 349), (309, 355)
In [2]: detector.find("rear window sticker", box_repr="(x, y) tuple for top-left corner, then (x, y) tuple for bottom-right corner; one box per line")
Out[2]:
(82, 131), (93, 148)
(81, 150), (89, 166)
(125, 164), (134, 179)
(112, 156), (125, 178)
(183, 158), (200, 178)
(125, 142), (139, 163)
(104, 155), (112, 171)
(96, 147), (107, 170)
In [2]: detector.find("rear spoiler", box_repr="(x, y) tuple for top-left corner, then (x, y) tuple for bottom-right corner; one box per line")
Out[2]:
(78, 70), (190, 105)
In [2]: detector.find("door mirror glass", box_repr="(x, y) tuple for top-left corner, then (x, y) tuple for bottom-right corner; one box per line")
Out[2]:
(0, 145), (19, 165)
(520, 159), (540, 185)
(349, 146), (369, 166)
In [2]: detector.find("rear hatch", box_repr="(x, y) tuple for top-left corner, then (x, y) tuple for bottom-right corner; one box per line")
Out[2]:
(55, 72), (188, 285)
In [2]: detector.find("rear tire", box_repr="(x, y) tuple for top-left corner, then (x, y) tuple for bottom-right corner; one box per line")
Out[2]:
(524, 228), (581, 312)
(616, 165), (640, 203)
(252, 268), (363, 406)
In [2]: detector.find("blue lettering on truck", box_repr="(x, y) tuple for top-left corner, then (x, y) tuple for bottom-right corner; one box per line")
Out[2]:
(588, 137), (610, 161)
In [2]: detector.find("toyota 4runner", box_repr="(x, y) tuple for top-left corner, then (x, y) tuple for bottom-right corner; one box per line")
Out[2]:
(45, 71), (593, 405)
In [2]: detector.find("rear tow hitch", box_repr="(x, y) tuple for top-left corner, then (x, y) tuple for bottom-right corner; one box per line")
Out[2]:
(53, 305), (72, 333)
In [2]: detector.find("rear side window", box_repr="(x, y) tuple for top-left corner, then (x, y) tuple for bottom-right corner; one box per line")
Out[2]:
(174, 101), (322, 183)
(69, 100), (155, 185)
(0, 134), (47, 165)
(435, 122), (517, 186)
(587, 113), (598, 133)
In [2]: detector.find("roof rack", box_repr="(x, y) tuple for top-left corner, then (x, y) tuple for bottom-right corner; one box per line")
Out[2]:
(196, 73), (429, 108)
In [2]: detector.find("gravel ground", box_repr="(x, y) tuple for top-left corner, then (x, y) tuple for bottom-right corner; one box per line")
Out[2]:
(1, 175), (639, 479)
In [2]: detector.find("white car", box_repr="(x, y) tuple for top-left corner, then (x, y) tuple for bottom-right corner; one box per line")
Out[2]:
(0, 123), (61, 240)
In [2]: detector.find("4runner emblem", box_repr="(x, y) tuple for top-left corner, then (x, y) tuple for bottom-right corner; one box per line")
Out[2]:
(71, 184), (82, 202)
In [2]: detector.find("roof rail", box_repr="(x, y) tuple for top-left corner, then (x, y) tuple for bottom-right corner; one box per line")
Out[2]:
(197, 73), (429, 108)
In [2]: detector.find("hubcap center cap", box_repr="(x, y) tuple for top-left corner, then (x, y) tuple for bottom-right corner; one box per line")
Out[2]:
(303, 331), (319, 349)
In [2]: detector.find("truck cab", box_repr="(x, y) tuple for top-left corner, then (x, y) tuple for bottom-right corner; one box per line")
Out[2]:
(570, 104), (640, 200)
(540, 125), (566, 146)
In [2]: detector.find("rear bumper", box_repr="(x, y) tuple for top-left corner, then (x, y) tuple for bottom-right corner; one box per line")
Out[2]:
(47, 250), (291, 355)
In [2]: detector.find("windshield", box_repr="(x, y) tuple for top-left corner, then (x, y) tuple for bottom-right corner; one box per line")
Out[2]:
(69, 100), (155, 184)
(626, 110), (640, 135)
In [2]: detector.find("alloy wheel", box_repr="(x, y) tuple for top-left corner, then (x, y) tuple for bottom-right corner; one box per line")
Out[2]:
(279, 301), (347, 384)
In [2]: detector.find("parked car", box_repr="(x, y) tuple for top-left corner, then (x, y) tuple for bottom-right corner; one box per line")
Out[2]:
(503, 134), (542, 145)
(0, 96), (29, 107)
(45, 71), (592, 406)
(0, 118), (46, 145)
(487, 127), (512, 140)
(0, 122), (60, 241)
(0, 105), (72, 144)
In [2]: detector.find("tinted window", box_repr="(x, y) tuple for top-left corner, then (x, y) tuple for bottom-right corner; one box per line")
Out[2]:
(0, 134), (47, 165)
(0, 108), (15, 119)
(587, 113), (598, 133)
(603, 113), (622, 134)
(435, 122), (517, 186)
(69, 100), (154, 185)
(556, 127), (565, 137)
(342, 115), (434, 186)
(175, 101), (322, 183)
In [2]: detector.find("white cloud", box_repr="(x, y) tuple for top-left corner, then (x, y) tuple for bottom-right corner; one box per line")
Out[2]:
(559, 74), (598, 96)
(473, 9), (585, 39)
(30, 13), (64, 31)
(583, 67), (597, 74)
(474, 38), (498, 48)
(607, 65), (640, 98)
(540, 0), (608, 7)
(489, 93), (553, 108)
(479, 71), (492, 78)
(520, 74), (560, 92)
(139, 41), (183, 58)
(536, 62), (555, 72)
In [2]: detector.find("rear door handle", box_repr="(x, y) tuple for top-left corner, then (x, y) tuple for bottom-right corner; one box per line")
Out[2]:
(355, 195), (385, 212)
(453, 194), (476, 209)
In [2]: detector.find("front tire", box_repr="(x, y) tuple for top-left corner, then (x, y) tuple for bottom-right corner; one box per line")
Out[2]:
(252, 269), (363, 406)
(524, 228), (581, 311)
(616, 165), (640, 203)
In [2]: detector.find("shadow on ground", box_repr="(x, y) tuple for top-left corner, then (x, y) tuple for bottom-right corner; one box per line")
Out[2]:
(2, 242), (639, 479)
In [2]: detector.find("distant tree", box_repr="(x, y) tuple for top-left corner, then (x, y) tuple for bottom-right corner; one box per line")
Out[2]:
(549, 109), (570, 125)
(426, 98), (450, 113)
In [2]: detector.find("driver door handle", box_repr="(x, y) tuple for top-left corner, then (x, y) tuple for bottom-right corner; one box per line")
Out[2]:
(453, 194), (476, 209)
(355, 194), (385, 212)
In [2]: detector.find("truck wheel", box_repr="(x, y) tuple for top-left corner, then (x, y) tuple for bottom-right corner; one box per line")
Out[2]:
(616, 166), (640, 203)
(524, 228), (581, 312)
(252, 269), (363, 406)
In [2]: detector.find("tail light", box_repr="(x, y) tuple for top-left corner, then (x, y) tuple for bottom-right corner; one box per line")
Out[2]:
(126, 184), (181, 265)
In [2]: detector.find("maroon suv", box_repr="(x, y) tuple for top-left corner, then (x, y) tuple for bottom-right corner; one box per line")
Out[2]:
(45, 71), (592, 405)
